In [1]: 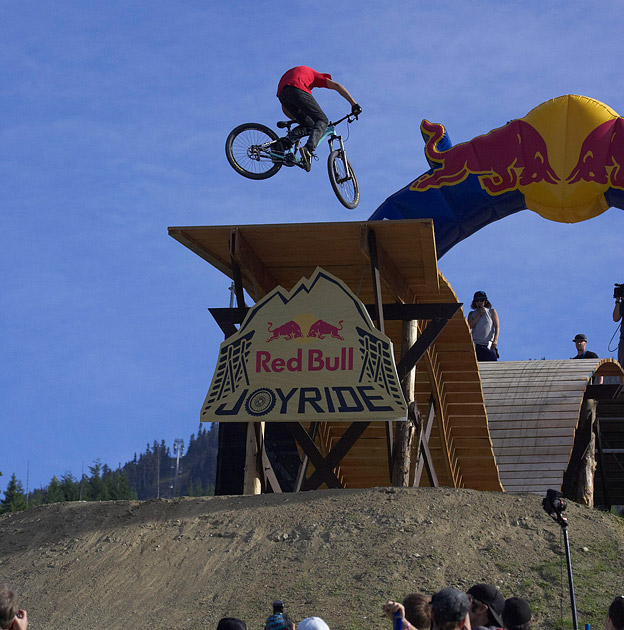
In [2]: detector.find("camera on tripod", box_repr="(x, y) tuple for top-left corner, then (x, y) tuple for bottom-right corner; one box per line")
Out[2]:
(542, 488), (567, 517)
(614, 283), (624, 300)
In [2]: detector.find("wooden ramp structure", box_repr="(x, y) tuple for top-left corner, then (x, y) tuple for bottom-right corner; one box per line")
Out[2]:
(585, 383), (624, 507)
(169, 219), (503, 493)
(479, 359), (623, 495)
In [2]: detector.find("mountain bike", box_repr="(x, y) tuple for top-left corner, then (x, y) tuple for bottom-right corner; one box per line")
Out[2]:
(225, 113), (360, 209)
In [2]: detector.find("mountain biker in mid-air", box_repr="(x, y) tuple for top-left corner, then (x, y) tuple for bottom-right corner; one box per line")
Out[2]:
(275, 65), (362, 172)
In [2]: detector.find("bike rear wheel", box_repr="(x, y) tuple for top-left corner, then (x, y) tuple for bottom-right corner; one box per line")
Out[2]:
(327, 149), (359, 209)
(225, 123), (282, 180)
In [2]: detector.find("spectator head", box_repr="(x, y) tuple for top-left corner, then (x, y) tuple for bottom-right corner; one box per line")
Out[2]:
(472, 291), (492, 309)
(266, 614), (295, 630)
(502, 598), (531, 630)
(467, 584), (504, 629)
(298, 618), (330, 630)
(403, 593), (432, 630)
(607, 596), (624, 630)
(430, 587), (471, 630)
(218, 619), (247, 630)
(0, 585), (18, 630)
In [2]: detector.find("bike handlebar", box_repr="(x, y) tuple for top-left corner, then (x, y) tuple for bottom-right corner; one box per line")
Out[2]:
(330, 112), (359, 126)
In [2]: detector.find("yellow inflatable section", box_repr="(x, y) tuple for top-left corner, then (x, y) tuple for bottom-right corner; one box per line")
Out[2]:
(522, 95), (619, 222)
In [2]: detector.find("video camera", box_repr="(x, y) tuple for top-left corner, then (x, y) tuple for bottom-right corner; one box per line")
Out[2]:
(542, 488), (567, 517)
(615, 283), (624, 300)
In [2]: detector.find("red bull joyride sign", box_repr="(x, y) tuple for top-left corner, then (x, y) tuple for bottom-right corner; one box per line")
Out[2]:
(201, 268), (407, 423)
(370, 95), (624, 257)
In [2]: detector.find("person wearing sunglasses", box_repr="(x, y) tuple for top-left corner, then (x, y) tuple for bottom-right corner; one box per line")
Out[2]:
(468, 291), (500, 362)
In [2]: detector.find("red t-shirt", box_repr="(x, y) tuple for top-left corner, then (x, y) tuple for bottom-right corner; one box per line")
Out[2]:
(277, 66), (332, 96)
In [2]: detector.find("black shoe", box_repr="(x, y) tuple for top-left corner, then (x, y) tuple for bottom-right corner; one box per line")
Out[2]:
(300, 146), (312, 172)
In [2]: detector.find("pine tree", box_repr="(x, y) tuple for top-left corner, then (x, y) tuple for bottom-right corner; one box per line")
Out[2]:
(87, 460), (110, 501)
(60, 472), (80, 501)
(1, 474), (27, 513)
(45, 475), (65, 504)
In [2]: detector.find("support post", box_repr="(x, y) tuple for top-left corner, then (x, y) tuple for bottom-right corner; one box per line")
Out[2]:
(243, 422), (264, 495)
(595, 416), (611, 510)
(392, 319), (417, 486)
(576, 399), (597, 507)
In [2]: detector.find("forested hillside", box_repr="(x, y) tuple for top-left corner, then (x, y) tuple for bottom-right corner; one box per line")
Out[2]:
(0, 423), (218, 512)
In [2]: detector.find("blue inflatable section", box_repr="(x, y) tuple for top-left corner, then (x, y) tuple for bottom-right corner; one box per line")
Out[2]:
(369, 173), (526, 259)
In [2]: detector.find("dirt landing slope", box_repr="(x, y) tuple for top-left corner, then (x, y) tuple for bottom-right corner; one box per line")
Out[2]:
(0, 488), (622, 630)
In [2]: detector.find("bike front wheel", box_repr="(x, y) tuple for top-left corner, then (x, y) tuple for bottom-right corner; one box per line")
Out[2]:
(327, 149), (359, 209)
(225, 123), (282, 180)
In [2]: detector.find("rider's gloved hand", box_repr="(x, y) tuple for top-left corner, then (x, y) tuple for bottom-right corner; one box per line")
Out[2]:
(351, 103), (362, 118)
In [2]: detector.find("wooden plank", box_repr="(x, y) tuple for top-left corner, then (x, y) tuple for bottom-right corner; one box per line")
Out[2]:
(489, 427), (576, 439)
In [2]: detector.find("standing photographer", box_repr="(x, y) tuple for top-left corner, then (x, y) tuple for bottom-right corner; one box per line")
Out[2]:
(613, 294), (623, 367)
(468, 291), (499, 361)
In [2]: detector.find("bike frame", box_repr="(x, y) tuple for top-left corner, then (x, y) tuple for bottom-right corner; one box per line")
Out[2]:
(270, 114), (354, 178)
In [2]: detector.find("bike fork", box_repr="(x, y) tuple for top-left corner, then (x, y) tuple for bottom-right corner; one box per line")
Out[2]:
(329, 135), (352, 179)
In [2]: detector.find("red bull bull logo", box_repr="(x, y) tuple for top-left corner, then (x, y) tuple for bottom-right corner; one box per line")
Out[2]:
(567, 117), (624, 189)
(266, 317), (344, 342)
(411, 119), (560, 196)
(266, 320), (303, 342)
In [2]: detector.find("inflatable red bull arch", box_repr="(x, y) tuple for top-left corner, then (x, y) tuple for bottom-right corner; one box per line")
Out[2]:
(370, 94), (624, 257)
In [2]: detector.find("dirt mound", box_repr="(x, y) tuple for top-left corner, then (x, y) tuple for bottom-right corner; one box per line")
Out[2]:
(1, 487), (622, 630)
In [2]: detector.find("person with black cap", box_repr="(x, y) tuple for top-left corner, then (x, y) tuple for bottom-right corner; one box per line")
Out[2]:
(467, 584), (504, 630)
(606, 596), (624, 630)
(502, 597), (531, 630)
(468, 291), (500, 361)
(429, 587), (471, 630)
(571, 334), (598, 359)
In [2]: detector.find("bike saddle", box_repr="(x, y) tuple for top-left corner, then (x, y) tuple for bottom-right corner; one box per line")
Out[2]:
(277, 120), (296, 129)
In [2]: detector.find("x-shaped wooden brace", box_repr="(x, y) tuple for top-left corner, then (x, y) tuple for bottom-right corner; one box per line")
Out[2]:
(285, 420), (371, 490)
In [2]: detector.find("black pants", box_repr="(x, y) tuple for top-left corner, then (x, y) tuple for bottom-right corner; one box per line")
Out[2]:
(475, 344), (498, 361)
(278, 85), (328, 152)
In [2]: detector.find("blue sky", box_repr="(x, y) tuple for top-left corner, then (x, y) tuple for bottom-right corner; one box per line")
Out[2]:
(2, 1), (623, 495)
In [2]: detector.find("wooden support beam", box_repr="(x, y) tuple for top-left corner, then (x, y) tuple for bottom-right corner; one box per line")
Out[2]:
(365, 228), (385, 334)
(365, 228), (392, 475)
(209, 307), (249, 338)
(294, 422), (318, 492)
(229, 249), (247, 310)
(285, 422), (344, 489)
(301, 421), (371, 490)
(208, 303), (461, 339)
(365, 303), (461, 321)
(360, 225), (415, 303)
(396, 318), (452, 382)
(229, 228), (279, 297)
(594, 417), (611, 510)
(576, 399), (596, 507)
(243, 422), (262, 495)
(392, 319), (417, 486)
(415, 397), (438, 487)
(261, 447), (282, 494)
